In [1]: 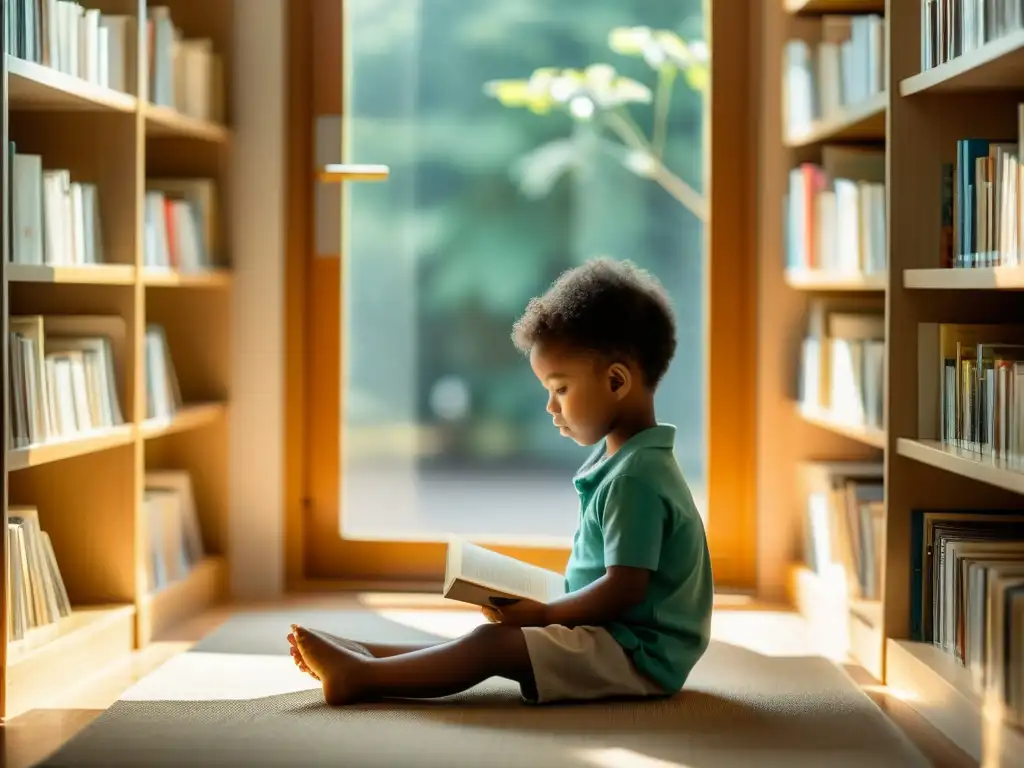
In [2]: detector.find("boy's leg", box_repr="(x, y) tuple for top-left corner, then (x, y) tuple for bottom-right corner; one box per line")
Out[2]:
(292, 623), (535, 705)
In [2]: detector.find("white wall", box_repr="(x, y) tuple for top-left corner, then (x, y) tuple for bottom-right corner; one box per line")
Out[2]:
(228, 0), (286, 599)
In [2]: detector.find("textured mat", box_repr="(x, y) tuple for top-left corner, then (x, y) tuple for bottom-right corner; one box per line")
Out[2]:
(37, 608), (930, 768)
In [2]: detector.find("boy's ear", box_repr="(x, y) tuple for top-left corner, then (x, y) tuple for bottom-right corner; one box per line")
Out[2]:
(608, 363), (632, 399)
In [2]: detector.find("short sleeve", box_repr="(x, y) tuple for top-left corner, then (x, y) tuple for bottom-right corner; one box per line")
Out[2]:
(600, 476), (666, 571)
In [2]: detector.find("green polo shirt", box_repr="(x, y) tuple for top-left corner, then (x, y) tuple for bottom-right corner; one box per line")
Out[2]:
(563, 423), (713, 693)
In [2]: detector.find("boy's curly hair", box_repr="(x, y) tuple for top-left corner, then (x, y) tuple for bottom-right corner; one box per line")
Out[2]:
(512, 257), (677, 389)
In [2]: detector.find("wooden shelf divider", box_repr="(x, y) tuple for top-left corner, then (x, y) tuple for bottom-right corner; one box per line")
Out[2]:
(1, 1), (234, 719)
(767, 0), (889, 680)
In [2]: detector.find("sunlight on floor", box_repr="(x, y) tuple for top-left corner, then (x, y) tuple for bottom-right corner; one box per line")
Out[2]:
(576, 747), (692, 768)
(710, 610), (820, 657)
(119, 652), (318, 701)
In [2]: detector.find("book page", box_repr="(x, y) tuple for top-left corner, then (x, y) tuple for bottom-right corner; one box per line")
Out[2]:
(453, 540), (564, 604)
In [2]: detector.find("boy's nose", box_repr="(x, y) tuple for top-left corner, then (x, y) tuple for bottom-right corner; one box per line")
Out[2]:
(546, 396), (559, 415)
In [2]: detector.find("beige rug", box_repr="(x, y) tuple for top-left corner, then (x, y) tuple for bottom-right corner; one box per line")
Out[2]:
(37, 608), (930, 767)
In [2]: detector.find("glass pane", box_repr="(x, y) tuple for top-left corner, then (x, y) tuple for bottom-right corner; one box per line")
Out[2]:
(340, 0), (708, 544)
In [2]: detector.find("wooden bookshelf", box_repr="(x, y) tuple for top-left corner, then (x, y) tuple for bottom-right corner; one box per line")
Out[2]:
(143, 103), (231, 142)
(896, 439), (1024, 499)
(785, 269), (887, 291)
(784, 91), (887, 147)
(904, 266), (1024, 290)
(787, 564), (884, 672)
(842, 4), (1024, 766)
(900, 28), (1024, 95)
(6, 426), (136, 472)
(762, 0), (889, 669)
(6, 604), (135, 716)
(142, 267), (232, 288)
(0, 1), (234, 719)
(767, 7), (1024, 758)
(136, 554), (226, 646)
(7, 263), (137, 285)
(6, 56), (137, 113)
(800, 406), (887, 450)
(140, 402), (227, 440)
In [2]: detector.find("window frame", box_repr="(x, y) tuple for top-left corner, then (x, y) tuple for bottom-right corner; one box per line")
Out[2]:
(284, 0), (759, 591)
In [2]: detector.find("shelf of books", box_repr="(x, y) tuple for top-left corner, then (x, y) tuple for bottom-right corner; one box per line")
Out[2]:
(764, 0), (889, 668)
(1, 0), (233, 719)
(880, 2), (1024, 765)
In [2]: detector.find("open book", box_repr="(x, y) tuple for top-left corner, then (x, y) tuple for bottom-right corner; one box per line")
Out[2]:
(443, 539), (566, 607)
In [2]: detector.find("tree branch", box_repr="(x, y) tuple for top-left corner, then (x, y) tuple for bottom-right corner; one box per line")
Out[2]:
(652, 68), (675, 159)
(602, 110), (708, 222)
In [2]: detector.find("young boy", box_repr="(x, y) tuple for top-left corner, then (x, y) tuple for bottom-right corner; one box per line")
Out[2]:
(288, 257), (714, 705)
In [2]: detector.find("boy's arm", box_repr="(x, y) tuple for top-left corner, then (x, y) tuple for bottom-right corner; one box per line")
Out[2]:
(543, 566), (650, 625)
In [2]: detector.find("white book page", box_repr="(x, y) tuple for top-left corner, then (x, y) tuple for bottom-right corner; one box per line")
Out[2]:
(454, 540), (564, 603)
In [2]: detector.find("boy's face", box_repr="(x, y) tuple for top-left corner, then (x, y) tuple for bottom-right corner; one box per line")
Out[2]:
(529, 342), (622, 447)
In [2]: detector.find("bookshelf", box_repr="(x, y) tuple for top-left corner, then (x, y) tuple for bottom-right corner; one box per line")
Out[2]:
(762, 0), (889, 671)
(884, 1), (1024, 765)
(1, 0), (233, 719)
(763, 0), (1024, 763)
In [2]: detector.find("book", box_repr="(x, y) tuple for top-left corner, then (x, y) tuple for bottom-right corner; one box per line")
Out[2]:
(906, 507), (1024, 726)
(442, 539), (566, 608)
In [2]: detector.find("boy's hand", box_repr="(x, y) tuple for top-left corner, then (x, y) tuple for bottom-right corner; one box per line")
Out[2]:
(482, 599), (548, 628)
(481, 606), (501, 623)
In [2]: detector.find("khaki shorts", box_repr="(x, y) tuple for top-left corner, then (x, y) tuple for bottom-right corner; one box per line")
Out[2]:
(520, 624), (669, 704)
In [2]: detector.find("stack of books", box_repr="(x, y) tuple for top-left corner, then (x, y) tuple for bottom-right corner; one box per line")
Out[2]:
(7, 315), (125, 449)
(784, 14), (885, 136)
(7, 505), (72, 645)
(143, 470), (205, 594)
(7, 146), (106, 267)
(785, 147), (886, 276)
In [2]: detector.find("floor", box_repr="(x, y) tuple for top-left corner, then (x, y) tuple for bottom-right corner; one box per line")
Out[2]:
(1, 594), (975, 768)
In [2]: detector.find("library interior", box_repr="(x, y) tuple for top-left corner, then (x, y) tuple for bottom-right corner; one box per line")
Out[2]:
(0, 0), (1021, 766)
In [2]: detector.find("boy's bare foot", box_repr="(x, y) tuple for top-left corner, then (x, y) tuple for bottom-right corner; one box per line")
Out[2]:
(287, 625), (374, 680)
(286, 626), (317, 679)
(289, 643), (319, 679)
(292, 625), (364, 705)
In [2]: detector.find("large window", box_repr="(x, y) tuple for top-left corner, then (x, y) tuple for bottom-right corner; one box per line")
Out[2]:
(339, 0), (708, 544)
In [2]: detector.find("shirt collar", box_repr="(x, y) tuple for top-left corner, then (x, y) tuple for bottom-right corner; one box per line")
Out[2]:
(572, 423), (676, 495)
